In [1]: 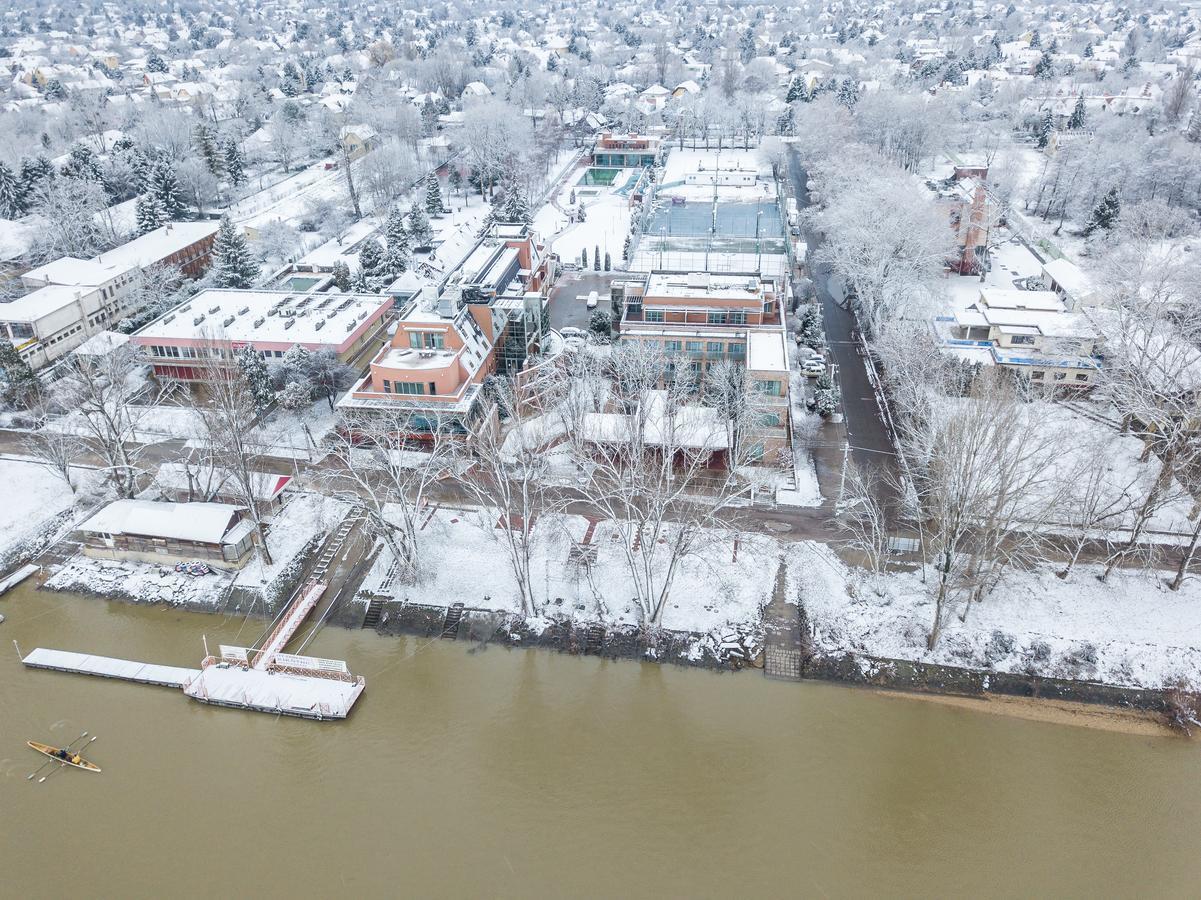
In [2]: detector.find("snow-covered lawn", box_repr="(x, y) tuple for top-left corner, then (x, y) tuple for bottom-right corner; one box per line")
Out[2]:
(360, 507), (779, 635)
(233, 491), (349, 595)
(43, 403), (204, 444)
(788, 542), (1201, 691)
(0, 457), (84, 563)
(538, 168), (633, 264)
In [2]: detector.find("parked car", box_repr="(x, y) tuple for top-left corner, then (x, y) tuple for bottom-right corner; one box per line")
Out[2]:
(586, 290), (599, 309)
(560, 326), (585, 339)
(802, 358), (827, 377)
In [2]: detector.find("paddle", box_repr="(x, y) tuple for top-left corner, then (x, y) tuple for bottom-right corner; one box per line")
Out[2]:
(26, 731), (87, 781)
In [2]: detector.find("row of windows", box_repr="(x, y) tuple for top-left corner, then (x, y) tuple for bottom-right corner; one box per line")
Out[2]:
(382, 380), (426, 395)
(661, 340), (746, 356)
(1030, 371), (1089, 383)
(409, 332), (446, 350)
(643, 309), (749, 326)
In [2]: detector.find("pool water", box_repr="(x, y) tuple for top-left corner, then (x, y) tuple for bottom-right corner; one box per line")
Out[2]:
(578, 167), (622, 186)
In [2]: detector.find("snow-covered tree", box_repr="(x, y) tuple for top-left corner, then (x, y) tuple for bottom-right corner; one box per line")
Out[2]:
(0, 340), (40, 408)
(424, 173), (443, 214)
(223, 138), (246, 186)
(0, 162), (21, 219)
(331, 260), (352, 291)
(306, 349), (355, 410)
(148, 159), (187, 220)
(135, 192), (167, 235)
(277, 380), (312, 410)
(212, 216), (261, 289)
(1068, 95), (1086, 130)
(407, 204), (433, 249)
(236, 346), (275, 411)
(355, 238), (389, 292)
(1083, 187), (1120, 236)
(383, 205), (410, 275)
(1036, 109), (1054, 149)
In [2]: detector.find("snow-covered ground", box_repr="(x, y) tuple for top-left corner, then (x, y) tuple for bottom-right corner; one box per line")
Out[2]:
(358, 507), (779, 636)
(788, 542), (1201, 692)
(657, 147), (774, 203)
(47, 556), (234, 606)
(0, 457), (82, 563)
(535, 166), (633, 265)
(233, 491), (349, 597)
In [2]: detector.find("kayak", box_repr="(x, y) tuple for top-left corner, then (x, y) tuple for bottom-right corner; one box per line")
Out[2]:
(26, 740), (102, 773)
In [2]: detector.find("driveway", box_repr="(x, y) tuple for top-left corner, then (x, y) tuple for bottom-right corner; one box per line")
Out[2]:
(548, 271), (622, 333)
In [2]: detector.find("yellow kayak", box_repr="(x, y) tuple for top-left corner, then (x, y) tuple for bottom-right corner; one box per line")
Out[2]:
(27, 740), (101, 773)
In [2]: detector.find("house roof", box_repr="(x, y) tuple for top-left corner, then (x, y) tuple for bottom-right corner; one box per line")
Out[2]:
(149, 464), (293, 502)
(79, 499), (244, 544)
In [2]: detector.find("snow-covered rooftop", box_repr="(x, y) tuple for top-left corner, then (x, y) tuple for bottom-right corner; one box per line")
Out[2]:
(134, 289), (393, 348)
(79, 499), (246, 544)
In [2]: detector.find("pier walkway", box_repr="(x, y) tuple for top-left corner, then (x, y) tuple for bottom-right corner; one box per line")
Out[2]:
(21, 648), (199, 688)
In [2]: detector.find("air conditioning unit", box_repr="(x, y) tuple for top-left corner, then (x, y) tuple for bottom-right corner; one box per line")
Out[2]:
(223, 316), (235, 327)
(237, 306), (250, 315)
(314, 319), (325, 331)
(193, 314), (206, 326)
(163, 314), (175, 324)
(253, 317), (265, 327)
(284, 319), (295, 330)
(267, 308), (278, 316)
(208, 305), (220, 314)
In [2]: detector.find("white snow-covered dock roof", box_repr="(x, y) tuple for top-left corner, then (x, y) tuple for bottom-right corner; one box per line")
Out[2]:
(78, 499), (247, 544)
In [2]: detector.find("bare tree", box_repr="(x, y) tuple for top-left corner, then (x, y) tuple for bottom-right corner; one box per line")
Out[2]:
(451, 378), (552, 616)
(325, 412), (455, 586)
(23, 427), (85, 493)
(194, 340), (274, 565)
(834, 461), (891, 592)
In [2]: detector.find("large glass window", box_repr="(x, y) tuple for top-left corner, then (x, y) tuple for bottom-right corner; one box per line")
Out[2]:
(645, 309), (665, 323)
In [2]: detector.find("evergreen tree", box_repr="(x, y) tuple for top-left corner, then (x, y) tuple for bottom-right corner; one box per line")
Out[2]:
(814, 370), (840, 418)
(193, 122), (222, 178)
(135, 192), (167, 234)
(1187, 102), (1201, 144)
(407, 204), (433, 248)
(149, 159), (186, 219)
(212, 216), (260, 288)
(331, 259), (352, 291)
(222, 138), (246, 186)
(1083, 42), (1094, 59)
(0, 340), (40, 409)
(785, 77), (802, 102)
(496, 178), (531, 225)
(383, 206), (410, 276)
(449, 167), (463, 197)
(0, 161), (20, 219)
(1029, 29), (1041, 48)
(593, 245), (600, 270)
(576, 203), (587, 223)
(1033, 52), (1054, 80)
(356, 237), (388, 291)
(278, 379), (312, 410)
(581, 248), (588, 267)
(1068, 95), (1086, 130)
(236, 346), (275, 411)
(1083, 187), (1121, 236)
(146, 53), (168, 73)
(280, 344), (312, 386)
(1036, 109), (1054, 149)
(603, 250), (611, 271)
(424, 173), (443, 215)
(836, 77), (860, 109)
(622, 234), (631, 264)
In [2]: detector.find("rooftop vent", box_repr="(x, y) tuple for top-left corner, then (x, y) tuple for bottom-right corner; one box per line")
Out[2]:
(253, 317), (265, 328)
(163, 314), (175, 324)
(237, 306), (250, 315)
(284, 319), (295, 330)
(193, 314), (206, 326)
(222, 316), (235, 328)
(208, 305), (220, 314)
(314, 318), (325, 331)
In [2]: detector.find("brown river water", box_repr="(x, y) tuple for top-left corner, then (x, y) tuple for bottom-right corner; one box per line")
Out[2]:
(1, 582), (1199, 898)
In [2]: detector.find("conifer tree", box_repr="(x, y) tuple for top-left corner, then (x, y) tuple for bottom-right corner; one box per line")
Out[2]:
(356, 237), (388, 291)
(331, 259), (352, 291)
(1083, 187), (1121, 236)
(1068, 95), (1086, 130)
(593, 245), (600, 270)
(0, 340), (40, 409)
(1036, 109), (1054, 149)
(425, 173), (443, 215)
(223, 138), (246, 186)
(212, 216), (261, 288)
(194, 122), (223, 178)
(407, 204), (433, 248)
(236, 346), (275, 411)
(150, 159), (187, 219)
(604, 250), (611, 271)
(0, 162), (20, 219)
(135, 192), (167, 234)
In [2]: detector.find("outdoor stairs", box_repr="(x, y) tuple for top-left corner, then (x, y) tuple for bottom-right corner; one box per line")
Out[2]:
(361, 598), (384, 630)
(312, 506), (362, 579)
(583, 624), (605, 655)
(441, 602), (465, 639)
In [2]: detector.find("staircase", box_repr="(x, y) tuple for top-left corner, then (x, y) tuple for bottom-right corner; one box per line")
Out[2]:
(361, 598), (384, 630)
(583, 624), (605, 655)
(441, 602), (465, 639)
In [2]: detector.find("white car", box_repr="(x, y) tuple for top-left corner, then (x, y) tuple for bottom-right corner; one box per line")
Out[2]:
(801, 358), (826, 377)
(560, 326), (585, 339)
(586, 290), (599, 309)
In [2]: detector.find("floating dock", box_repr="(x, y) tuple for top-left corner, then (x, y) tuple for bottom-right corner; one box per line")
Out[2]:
(18, 579), (365, 721)
(21, 648), (199, 687)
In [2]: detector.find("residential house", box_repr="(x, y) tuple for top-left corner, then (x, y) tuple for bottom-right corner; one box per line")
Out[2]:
(77, 499), (258, 568)
(339, 124), (378, 160)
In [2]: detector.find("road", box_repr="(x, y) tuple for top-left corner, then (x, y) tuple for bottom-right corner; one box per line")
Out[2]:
(786, 149), (901, 516)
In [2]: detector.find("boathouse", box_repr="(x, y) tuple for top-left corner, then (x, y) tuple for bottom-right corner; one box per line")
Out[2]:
(76, 499), (257, 568)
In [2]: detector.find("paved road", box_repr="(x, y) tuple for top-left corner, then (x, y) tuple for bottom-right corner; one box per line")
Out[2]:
(786, 149), (901, 516)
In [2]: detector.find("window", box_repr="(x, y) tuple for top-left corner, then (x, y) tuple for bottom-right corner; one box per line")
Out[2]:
(728, 312), (746, 325)
(645, 309), (665, 323)
(664, 340), (681, 353)
(760, 412), (781, 427)
(706, 311), (726, 325)
(1030, 371), (1044, 380)
(395, 381), (425, 395)
(1010, 335), (1036, 346)
(686, 341), (702, 354)
(1053, 372), (1066, 381)
(425, 332), (445, 350)
(1075, 373), (1088, 382)
(409, 333), (422, 349)
(382, 380), (391, 394)
(707, 341), (724, 355)
(754, 380), (781, 396)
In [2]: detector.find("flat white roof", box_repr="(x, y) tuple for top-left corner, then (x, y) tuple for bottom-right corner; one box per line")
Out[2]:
(79, 499), (244, 544)
(746, 331), (788, 373)
(92, 221), (218, 271)
(0, 283), (93, 323)
(979, 288), (1064, 312)
(644, 272), (766, 302)
(134, 289), (392, 347)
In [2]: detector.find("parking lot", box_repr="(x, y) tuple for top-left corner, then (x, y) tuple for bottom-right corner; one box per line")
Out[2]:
(548, 271), (622, 333)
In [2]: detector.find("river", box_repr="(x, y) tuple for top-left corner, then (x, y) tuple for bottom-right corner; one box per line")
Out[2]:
(1, 582), (1199, 897)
